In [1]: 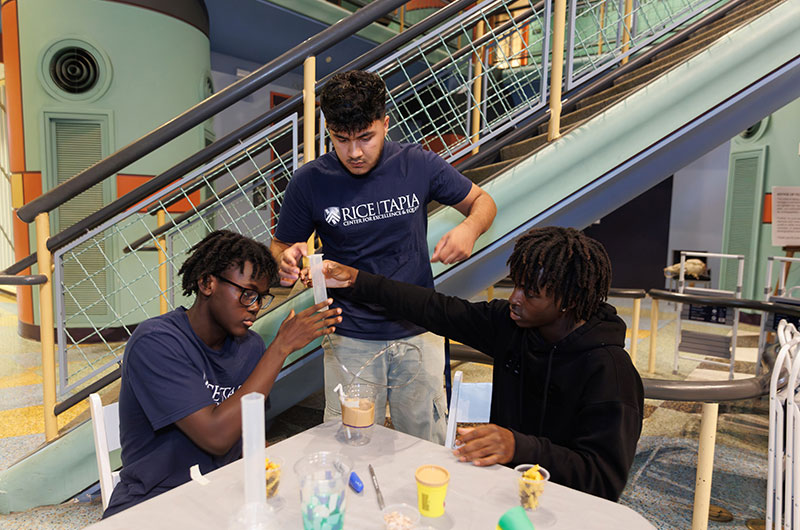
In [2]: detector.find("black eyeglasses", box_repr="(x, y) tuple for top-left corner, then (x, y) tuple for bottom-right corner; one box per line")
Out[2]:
(214, 275), (274, 310)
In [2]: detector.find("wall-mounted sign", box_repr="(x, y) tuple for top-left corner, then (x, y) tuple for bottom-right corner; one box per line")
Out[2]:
(772, 186), (800, 247)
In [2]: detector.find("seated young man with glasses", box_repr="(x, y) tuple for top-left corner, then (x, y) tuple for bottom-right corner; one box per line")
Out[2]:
(103, 230), (341, 518)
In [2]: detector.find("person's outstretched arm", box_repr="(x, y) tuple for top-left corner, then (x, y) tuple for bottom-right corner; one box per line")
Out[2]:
(317, 261), (508, 356)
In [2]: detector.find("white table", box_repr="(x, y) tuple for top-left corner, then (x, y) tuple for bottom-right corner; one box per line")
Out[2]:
(90, 422), (654, 529)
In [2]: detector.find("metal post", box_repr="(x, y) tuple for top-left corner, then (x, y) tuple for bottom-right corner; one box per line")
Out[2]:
(630, 297), (641, 364)
(303, 56), (316, 167)
(691, 402), (719, 530)
(547, 0), (568, 141)
(157, 209), (168, 315)
(471, 20), (485, 155)
(648, 298), (658, 374)
(620, 0), (633, 65)
(304, 55), (316, 265)
(35, 212), (58, 441)
(487, 285), (495, 301)
(597, 0), (606, 55)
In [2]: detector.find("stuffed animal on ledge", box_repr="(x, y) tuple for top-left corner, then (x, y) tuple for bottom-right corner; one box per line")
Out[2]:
(663, 258), (708, 279)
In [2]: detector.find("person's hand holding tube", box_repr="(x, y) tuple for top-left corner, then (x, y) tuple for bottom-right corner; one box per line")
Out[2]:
(299, 260), (359, 289)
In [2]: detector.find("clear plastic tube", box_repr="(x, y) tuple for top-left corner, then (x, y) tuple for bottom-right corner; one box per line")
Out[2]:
(242, 392), (266, 505)
(308, 254), (328, 308)
(323, 335), (422, 389)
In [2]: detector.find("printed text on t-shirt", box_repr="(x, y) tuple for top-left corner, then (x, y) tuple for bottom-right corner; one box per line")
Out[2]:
(325, 193), (420, 227)
(204, 378), (240, 404)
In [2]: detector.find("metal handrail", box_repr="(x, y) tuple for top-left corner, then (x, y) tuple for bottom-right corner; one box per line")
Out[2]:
(0, 274), (47, 286)
(2, 253), (38, 275)
(0, 253), (45, 286)
(494, 277), (646, 299)
(53, 367), (121, 416)
(648, 288), (800, 317)
(16, 0), (410, 225)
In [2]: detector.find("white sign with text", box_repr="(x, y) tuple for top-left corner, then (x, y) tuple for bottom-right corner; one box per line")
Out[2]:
(772, 186), (800, 247)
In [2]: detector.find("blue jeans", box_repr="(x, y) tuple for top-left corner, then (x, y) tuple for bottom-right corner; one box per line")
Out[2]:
(322, 332), (447, 444)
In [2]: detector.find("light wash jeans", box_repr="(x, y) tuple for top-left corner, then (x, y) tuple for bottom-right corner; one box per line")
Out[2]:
(322, 332), (447, 444)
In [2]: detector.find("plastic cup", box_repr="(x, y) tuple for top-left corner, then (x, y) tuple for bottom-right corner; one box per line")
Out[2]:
(382, 503), (420, 529)
(264, 456), (282, 499)
(295, 452), (352, 530)
(340, 383), (376, 446)
(514, 464), (550, 511)
(496, 505), (535, 529)
(415, 465), (450, 518)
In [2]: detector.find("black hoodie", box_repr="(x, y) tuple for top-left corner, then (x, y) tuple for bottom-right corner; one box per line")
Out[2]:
(346, 272), (644, 501)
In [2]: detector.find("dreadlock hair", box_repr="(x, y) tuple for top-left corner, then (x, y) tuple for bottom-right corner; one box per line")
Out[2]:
(178, 230), (277, 298)
(320, 70), (386, 134)
(507, 227), (612, 322)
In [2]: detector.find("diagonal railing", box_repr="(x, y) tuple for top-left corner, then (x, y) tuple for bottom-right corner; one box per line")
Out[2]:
(3, 0), (744, 439)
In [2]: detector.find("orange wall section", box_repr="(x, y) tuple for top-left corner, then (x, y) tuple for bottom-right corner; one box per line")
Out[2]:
(117, 174), (202, 213)
(13, 172), (43, 324)
(1, 0), (26, 173)
(12, 213), (33, 324)
(763, 193), (772, 224)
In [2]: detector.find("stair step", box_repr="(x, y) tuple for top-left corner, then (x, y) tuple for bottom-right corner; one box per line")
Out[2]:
(611, 50), (685, 89)
(500, 132), (549, 161)
(462, 159), (517, 182)
(611, 56), (685, 92)
(654, 1), (778, 62)
(536, 88), (633, 135)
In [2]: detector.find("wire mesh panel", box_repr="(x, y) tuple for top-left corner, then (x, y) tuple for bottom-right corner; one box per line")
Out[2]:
(54, 115), (298, 397)
(566, 0), (722, 90)
(371, 0), (551, 162)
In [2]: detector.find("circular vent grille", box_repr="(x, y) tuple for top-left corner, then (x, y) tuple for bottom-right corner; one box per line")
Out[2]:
(49, 47), (99, 94)
(739, 123), (760, 139)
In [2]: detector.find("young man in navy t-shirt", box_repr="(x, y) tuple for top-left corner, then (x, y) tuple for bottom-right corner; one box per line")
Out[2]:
(102, 230), (341, 518)
(270, 71), (496, 443)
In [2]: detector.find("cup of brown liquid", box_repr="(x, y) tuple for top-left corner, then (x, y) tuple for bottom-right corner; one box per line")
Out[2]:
(340, 383), (376, 446)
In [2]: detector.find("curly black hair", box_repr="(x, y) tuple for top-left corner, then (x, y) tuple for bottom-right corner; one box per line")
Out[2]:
(178, 230), (277, 297)
(507, 227), (612, 321)
(320, 70), (386, 134)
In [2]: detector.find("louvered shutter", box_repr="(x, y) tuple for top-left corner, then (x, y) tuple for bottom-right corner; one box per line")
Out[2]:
(720, 148), (766, 299)
(52, 120), (109, 316)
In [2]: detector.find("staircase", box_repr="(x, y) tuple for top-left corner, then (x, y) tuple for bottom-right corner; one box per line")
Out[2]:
(462, 0), (786, 185)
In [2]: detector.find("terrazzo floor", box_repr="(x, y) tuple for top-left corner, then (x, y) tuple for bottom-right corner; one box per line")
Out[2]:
(0, 294), (772, 529)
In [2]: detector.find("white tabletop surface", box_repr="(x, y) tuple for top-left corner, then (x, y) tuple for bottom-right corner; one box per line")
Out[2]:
(89, 421), (654, 529)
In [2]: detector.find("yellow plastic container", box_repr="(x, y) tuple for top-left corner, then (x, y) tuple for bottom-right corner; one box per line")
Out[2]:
(415, 465), (450, 518)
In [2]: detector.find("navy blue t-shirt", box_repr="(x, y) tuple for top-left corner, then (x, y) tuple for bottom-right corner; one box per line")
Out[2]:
(275, 141), (472, 340)
(102, 308), (265, 518)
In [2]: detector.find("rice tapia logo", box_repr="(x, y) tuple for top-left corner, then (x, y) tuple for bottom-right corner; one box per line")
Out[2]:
(324, 206), (341, 226)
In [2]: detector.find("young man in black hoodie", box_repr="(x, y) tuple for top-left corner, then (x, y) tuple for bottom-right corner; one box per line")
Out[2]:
(312, 226), (644, 501)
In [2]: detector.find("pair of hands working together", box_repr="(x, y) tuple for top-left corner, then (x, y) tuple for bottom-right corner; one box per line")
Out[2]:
(277, 247), (517, 468)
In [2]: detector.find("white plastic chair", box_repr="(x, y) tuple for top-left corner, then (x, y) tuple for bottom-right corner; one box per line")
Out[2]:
(445, 370), (492, 449)
(89, 392), (121, 510)
(767, 321), (800, 530)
